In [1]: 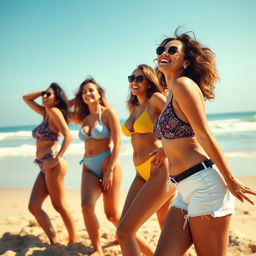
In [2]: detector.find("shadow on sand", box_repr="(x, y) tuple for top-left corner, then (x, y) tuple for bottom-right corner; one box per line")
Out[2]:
(0, 232), (94, 256)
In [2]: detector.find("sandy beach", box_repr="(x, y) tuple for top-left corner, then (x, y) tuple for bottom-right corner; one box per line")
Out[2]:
(0, 176), (256, 256)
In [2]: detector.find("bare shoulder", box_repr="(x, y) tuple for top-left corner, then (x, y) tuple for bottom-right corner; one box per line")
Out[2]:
(148, 92), (166, 112)
(49, 107), (62, 116)
(149, 92), (166, 105)
(103, 106), (118, 120)
(174, 76), (202, 99)
(150, 92), (166, 101)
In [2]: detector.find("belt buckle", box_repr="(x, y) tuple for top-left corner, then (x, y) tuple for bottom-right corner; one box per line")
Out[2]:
(170, 176), (177, 183)
(201, 161), (207, 169)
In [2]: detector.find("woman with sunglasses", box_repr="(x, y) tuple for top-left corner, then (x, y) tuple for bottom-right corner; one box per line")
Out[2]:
(116, 64), (176, 255)
(23, 83), (77, 246)
(153, 29), (256, 256)
(69, 77), (122, 256)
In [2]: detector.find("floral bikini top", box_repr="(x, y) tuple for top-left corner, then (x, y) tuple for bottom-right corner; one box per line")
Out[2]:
(32, 118), (59, 142)
(154, 96), (195, 140)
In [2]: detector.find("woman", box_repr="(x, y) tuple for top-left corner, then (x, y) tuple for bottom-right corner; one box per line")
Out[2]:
(23, 83), (77, 245)
(153, 30), (256, 256)
(70, 77), (122, 256)
(116, 64), (176, 256)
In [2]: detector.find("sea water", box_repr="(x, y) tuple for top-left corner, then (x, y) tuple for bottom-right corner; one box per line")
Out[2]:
(0, 111), (255, 189)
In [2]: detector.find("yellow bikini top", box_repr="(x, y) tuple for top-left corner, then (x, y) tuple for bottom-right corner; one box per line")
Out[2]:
(122, 109), (154, 137)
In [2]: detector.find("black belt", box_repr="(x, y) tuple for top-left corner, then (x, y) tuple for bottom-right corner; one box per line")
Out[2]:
(170, 159), (214, 183)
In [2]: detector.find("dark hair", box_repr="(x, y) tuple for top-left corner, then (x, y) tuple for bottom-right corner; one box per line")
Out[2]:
(156, 28), (219, 100)
(49, 83), (69, 122)
(73, 77), (108, 122)
(127, 64), (163, 109)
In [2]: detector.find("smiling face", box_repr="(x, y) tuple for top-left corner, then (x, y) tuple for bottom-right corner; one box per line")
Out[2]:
(129, 69), (149, 96)
(81, 82), (101, 104)
(42, 88), (58, 107)
(157, 39), (189, 75)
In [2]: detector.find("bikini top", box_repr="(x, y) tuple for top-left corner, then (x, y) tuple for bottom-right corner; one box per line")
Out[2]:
(122, 107), (154, 137)
(79, 110), (110, 141)
(153, 96), (195, 140)
(32, 118), (59, 142)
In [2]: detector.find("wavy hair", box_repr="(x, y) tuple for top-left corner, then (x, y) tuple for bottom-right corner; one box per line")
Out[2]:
(73, 77), (108, 122)
(156, 28), (219, 100)
(127, 64), (163, 109)
(49, 83), (69, 122)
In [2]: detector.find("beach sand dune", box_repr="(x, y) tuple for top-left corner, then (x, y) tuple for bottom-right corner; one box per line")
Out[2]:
(0, 177), (256, 255)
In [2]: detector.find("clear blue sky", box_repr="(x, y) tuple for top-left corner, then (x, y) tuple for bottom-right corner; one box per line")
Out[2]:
(1, 0), (256, 127)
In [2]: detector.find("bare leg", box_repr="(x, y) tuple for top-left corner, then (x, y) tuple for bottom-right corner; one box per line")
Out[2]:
(102, 161), (122, 227)
(156, 192), (176, 229)
(28, 173), (58, 245)
(154, 207), (193, 256)
(118, 176), (155, 255)
(117, 161), (176, 256)
(81, 168), (103, 256)
(189, 214), (231, 256)
(45, 158), (77, 244)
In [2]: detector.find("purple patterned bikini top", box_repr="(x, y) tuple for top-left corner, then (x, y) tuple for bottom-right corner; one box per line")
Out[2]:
(154, 96), (195, 140)
(32, 118), (59, 142)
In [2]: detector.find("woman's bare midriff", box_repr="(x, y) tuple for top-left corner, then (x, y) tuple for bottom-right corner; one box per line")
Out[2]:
(35, 141), (59, 158)
(84, 137), (112, 157)
(162, 136), (209, 176)
(131, 133), (162, 166)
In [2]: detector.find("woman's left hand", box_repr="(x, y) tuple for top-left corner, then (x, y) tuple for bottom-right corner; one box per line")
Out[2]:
(43, 157), (59, 172)
(226, 176), (256, 205)
(102, 167), (114, 191)
(150, 148), (166, 169)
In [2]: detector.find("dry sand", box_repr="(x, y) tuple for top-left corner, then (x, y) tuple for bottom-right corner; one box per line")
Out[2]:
(0, 176), (255, 255)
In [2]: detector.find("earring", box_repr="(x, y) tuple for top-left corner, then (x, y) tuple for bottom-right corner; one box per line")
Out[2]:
(183, 65), (187, 69)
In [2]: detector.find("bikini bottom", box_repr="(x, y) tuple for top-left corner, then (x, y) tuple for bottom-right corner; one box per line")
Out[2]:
(34, 152), (57, 175)
(80, 150), (111, 179)
(135, 155), (155, 181)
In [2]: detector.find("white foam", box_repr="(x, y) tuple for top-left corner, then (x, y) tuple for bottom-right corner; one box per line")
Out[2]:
(1, 118), (255, 142)
(0, 143), (134, 158)
(209, 118), (256, 133)
(0, 129), (79, 142)
(0, 131), (32, 141)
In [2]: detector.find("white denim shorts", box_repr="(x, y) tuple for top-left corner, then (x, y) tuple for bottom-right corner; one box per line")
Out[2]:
(170, 166), (235, 225)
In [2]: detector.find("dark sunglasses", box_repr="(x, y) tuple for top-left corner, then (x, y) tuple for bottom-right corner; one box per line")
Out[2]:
(41, 91), (52, 97)
(128, 75), (145, 83)
(156, 45), (178, 56)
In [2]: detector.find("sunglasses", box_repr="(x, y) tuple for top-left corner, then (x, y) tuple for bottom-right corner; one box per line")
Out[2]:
(156, 45), (178, 56)
(41, 91), (52, 97)
(128, 75), (145, 83)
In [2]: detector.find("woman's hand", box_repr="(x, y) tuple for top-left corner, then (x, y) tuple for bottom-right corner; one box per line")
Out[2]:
(226, 176), (256, 205)
(43, 157), (60, 172)
(150, 147), (166, 169)
(102, 167), (114, 191)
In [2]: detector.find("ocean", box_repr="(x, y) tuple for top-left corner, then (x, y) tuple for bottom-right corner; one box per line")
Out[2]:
(0, 111), (255, 189)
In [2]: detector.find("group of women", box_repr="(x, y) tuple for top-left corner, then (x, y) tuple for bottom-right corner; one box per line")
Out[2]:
(23, 29), (255, 256)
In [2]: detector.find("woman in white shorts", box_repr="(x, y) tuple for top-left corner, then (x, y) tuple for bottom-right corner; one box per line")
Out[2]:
(153, 28), (256, 256)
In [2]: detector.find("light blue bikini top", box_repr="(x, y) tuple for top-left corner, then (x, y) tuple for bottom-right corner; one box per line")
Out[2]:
(78, 110), (110, 141)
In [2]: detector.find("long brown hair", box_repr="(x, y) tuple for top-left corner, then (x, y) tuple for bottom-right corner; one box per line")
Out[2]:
(49, 83), (69, 122)
(156, 28), (219, 100)
(127, 64), (163, 109)
(73, 77), (108, 122)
